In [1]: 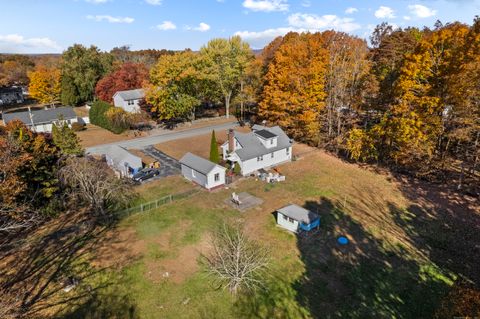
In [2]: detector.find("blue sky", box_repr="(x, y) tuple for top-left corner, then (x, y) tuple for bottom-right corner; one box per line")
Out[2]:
(1, 0), (479, 53)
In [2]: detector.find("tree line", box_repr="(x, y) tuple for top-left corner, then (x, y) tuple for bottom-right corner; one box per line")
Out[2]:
(256, 19), (479, 194)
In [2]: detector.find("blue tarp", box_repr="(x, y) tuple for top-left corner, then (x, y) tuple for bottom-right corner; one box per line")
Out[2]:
(299, 218), (320, 231)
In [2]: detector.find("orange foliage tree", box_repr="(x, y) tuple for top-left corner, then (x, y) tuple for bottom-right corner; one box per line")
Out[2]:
(95, 62), (148, 103)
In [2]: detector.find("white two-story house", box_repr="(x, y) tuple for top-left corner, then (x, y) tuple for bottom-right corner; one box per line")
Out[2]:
(113, 89), (144, 113)
(221, 125), (293, 176)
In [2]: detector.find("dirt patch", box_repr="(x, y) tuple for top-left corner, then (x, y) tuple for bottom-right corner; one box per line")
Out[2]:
(155, 126), (251, 160)
(93, 227), (146, 269)
(145, 233), (211, 284)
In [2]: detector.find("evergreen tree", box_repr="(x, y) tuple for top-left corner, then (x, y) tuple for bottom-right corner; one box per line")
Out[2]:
(52, 122), (83, 156)
(209, 130), (220, 163)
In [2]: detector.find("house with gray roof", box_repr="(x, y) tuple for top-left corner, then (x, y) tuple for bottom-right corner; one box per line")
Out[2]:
(113, 88), (144, 113)
(102, 145), (143, 177)
(180, 152), (226, 190)
(2, 106), (78, 133)
(221, 125), (293, 176)
(276, 204), (320, 233)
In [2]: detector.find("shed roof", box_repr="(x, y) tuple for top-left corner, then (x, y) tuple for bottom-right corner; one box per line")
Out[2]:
(102, 145), (142, 168)
(113, 89), (144, 101)
(277, 204), (319, 224)
(3, 107), (77, 126)
(180, 152), (225, 175)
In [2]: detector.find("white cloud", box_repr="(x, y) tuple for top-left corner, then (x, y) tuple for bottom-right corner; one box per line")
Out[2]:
(86, 15), (134, 23)
(374, 6), (395, 19)
(236, 13), (361, 48)
(186, 22), (211, 32)
(345, 7), (358, 14)
(156, 21), (176, 30)
(288, 13), (361, 32)
(85, 0), (109, 3)
(403, 16), (411, 20)
(145, 0), (162, 5)
(242, 0), (289, 12)
(408, 4), (437, 18)
(0, 34), (62, 53)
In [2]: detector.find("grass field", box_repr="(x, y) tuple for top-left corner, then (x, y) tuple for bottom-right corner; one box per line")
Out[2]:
(13, 144), (478, 318)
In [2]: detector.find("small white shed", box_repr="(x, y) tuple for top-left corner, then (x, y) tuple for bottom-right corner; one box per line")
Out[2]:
(113, 89), (144, 113)
(179, 152), (226, 190)
(276, 204), (320, 233)
(102, 145), (143, 178)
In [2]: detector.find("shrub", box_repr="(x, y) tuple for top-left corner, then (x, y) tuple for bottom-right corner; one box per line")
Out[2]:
(234, 162), (241, 175)
(71, 122), (86, 131)
(89, 100), (128, 134)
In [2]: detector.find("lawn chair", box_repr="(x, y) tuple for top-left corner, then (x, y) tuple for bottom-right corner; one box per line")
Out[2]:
(231, 192), (242, 206)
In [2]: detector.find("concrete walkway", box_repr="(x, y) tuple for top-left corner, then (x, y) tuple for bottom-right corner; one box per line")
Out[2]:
(86, 120), (237, 155)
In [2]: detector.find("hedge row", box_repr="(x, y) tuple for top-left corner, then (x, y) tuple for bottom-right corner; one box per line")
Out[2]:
(89, 100), (128, 134)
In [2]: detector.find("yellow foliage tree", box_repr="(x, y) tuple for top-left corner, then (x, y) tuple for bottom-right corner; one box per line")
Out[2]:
(259, 32), (328, 144)
(28, 65), (61, 106)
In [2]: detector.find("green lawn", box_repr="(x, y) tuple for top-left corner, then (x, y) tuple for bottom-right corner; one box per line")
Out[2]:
(53, 148), (471, 319)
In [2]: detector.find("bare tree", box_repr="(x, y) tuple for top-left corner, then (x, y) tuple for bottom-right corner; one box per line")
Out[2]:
(58, 157), (134, 215)
(203, 223), (269, 295)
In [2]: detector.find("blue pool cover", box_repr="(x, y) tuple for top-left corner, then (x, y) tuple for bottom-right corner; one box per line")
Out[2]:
(337, 236), (349, 245)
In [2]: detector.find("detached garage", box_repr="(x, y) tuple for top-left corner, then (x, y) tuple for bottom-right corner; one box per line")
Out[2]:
(180, 152), (226, 190)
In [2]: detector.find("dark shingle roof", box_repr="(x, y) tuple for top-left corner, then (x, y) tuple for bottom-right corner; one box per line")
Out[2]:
(277, 204), (319, 224)
(114, 89), (144, 101)
(255, 129), (277, 139)
(180, 152), (225, 175)
(3, 107), (77, 126)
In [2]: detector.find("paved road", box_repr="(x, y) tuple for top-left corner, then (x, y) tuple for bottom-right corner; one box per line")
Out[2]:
(86, 120), (237, 154)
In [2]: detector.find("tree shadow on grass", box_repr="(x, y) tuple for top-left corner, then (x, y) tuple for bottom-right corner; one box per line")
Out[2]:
(0, 214), (138, 318)
(391, 178), (480, 287)
(233, 198), (451, 318)
(293, 198), (452, 318)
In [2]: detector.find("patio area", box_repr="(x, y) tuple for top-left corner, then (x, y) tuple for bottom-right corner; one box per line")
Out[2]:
(224, 192), (264, 212)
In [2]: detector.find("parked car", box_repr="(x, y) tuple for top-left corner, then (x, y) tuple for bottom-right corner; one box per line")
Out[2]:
(132, 168), (160, 182)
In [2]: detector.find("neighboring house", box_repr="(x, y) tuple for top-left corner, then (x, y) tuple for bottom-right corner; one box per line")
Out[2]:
(0, 87), (24, 106)
(180, 152), (226, 190)
(276, 204), (320, 233)
(102, 145), (143, 178)
(221, 125), (293, 176)
(113, 89), (144, 113)
(2, 107), (78, 133)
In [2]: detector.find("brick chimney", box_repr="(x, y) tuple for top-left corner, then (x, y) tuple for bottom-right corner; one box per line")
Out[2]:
(228, 129), (235, 152)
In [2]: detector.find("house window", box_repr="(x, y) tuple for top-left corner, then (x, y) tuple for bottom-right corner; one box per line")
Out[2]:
(214, 173), (220, 182)
(257, 155), (263, 162)
(271, 152), (274, 159)
(270, 139), (274, 145)
(192, 169), (196, 177)
(286, 147), (290, 156)
(283, 215), (288, 221)
(128, 100), (135, 105)
(288, 217), (295, 223)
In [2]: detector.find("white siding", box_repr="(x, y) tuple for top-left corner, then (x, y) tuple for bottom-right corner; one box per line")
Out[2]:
(206, 166), (226, 189)
(239, 147), (292, 176)
(277, 212), (299, 232)
(258, 136), (277, 148)
(31, 118), (78, 133)
(114, 95), (141, 113)
(181, 164), (226, 189)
